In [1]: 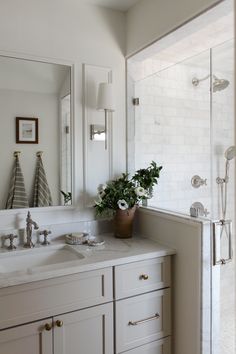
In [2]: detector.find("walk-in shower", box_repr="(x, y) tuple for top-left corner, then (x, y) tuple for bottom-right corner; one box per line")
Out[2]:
(127, 2), (235, 352)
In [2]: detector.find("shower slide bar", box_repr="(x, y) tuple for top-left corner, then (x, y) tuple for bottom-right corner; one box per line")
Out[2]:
(212, 219), (233, 266)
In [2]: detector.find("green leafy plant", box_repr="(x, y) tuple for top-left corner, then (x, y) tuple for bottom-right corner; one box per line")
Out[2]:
(60, 190), (72, 205)
(94, 161), (162, 216)
(132, 161), (162, 191)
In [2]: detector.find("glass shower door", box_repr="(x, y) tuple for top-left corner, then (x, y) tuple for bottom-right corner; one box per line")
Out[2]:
(211, 39), (235, 354)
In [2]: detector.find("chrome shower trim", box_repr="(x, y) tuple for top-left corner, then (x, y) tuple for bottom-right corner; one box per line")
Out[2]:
(192, 74), (230, 91)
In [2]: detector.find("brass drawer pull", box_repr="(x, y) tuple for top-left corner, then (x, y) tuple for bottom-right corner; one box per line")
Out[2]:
(44, 323), (52, 331)
(56, 320), (63, 327)
(140, 274), (149, 280)
(128, 313), (160, 326)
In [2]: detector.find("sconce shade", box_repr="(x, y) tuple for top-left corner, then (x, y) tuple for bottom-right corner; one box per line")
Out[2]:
(97, 83), (114, 111)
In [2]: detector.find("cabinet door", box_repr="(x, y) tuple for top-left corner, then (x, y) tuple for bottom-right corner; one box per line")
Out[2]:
(0, 319), (53, 354)
(54, 303), (113, 354)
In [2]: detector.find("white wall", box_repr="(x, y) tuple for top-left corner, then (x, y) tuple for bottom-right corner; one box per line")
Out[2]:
(0, 0), (126, 229)
(126, 0), (222, 56)
(0, 89), (59, 209)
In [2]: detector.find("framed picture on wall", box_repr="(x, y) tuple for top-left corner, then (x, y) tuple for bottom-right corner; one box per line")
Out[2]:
(16, 117), (39, 144)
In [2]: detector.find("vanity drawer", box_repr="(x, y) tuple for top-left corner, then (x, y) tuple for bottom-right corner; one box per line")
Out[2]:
(0, 267), (112, 329)
(122, 337), (171, 354)
(114, 256), (171, 299)
(115, 289), (171, 353)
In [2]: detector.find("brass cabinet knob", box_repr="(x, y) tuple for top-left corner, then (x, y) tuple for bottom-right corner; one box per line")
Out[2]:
(56, 320), (63, 327)
(44, 323), (52, 331)
(140, 274), (149, 280)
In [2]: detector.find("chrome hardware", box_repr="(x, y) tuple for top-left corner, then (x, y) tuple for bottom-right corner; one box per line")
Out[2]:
(132, 97), (140, 106)
(128, 313), (160, 326)
(39, 230), (52, 245)
(216, 176), (226, 185)
(44, 323), (52, 331)
(55, 320), (63, 327)
(5, 234), (18, 250)
(90, 124), (105, 141)
(213, 219), (233, 266)
(191, 175), (207, 188)
(139, 274), (149, 280)
(190, 202), (209, 218)
(24, 211), (39, 248)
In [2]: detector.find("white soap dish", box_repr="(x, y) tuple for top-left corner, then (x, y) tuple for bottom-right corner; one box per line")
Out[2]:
(87, 236), (105, 247)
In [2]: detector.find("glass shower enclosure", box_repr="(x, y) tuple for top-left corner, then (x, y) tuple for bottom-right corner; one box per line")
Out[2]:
(127, 38), (235, 354)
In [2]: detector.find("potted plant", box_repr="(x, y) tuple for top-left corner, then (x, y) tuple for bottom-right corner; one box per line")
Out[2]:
(94, 162), (162, 238)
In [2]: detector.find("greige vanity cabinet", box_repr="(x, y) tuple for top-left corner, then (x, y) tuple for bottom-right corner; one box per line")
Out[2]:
(0, 319), (53, 354)
(0, 304), (113, 354)
(0, 255), (172, 354)
(54, 303), (113, 354)
(0, 267), (113, 354)
(114, 256), (171, 354)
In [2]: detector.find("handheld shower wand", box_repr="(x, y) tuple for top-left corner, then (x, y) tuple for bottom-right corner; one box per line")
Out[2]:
(216, 146), (236, 219)
(224, 146), (236, 182)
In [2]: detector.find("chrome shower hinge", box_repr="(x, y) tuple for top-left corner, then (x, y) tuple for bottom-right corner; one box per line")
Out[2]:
(132, 98), (139, 106)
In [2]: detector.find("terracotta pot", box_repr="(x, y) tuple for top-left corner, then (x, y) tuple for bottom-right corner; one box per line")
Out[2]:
(113, 206), (136, 239)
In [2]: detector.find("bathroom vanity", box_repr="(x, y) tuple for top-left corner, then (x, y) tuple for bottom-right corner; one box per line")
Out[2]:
(0, 236), (174, 354)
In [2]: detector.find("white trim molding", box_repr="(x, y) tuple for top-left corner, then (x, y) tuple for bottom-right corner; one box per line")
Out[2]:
(83, 64), (113, 208)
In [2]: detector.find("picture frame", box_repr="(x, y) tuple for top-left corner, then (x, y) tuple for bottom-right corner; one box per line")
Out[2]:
(16, 117), (39, 144)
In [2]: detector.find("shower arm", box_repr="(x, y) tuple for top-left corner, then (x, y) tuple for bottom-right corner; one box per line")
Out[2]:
(192, 74), (210, 87)
(196, 74), (210, 83)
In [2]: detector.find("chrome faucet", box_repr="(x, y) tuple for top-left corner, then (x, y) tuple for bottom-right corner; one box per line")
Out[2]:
(24, 211), (39, 248)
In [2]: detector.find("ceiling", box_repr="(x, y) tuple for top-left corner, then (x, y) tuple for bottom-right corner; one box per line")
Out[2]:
(129, 0), (234, 81)
(81, 0), (140, 12)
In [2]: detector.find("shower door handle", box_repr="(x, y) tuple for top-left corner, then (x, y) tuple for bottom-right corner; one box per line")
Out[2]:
(212, 219), (233, 266)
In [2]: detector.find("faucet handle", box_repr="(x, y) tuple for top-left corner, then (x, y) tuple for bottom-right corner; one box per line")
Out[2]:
(39, 230), (52, 245)
(5, 234), (18, 250)
(191, 175), (207, 188)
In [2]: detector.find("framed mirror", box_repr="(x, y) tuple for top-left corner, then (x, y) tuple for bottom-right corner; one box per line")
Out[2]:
(0, 55), (73, 210)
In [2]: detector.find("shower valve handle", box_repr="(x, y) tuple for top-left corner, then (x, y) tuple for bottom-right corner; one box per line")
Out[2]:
(191, 175), (207, 188)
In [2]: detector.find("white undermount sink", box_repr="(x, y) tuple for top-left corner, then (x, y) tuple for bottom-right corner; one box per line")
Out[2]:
(0, 245), (85, 275)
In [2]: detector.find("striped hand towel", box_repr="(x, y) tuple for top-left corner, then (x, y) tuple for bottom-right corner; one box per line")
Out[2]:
(5, 156), (29, 209)
(33, 155), (53, 207)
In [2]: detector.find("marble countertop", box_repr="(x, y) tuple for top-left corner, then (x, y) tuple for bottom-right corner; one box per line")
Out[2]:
(0, 234), (176, 289)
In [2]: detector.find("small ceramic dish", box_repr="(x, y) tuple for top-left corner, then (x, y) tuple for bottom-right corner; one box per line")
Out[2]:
(65, 233), (88, 245)
(87, 236), (105, 246)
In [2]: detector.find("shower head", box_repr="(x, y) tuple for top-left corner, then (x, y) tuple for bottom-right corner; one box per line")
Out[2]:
(213, 75), (230, 92)
(225, 146), (236, 161)
(192, 74), (230, 92)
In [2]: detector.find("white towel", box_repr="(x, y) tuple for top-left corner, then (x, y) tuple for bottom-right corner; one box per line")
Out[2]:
(6, 156), (29, 209)
(33, 155), (53, 207)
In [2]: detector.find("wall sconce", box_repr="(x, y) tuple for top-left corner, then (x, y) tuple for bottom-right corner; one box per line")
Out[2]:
(96, 82), (114, 149)
(90, 124), (105, 141)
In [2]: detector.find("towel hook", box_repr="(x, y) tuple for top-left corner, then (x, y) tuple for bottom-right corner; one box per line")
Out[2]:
(36, 151), (43, 158)
(14, 151), (21, 158)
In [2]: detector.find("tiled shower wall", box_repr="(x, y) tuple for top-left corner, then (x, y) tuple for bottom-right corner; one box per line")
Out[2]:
(134, 60), (211, 213)
(132, 56), (234, 219)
